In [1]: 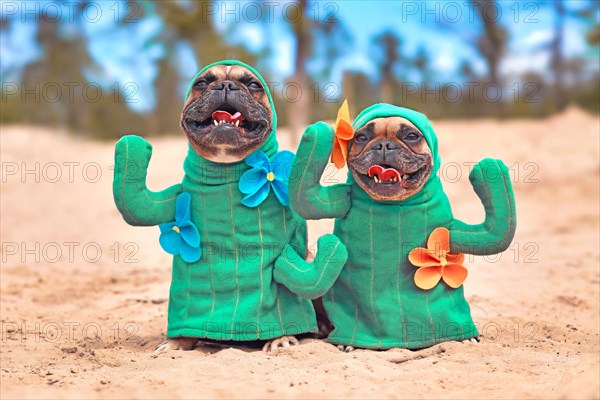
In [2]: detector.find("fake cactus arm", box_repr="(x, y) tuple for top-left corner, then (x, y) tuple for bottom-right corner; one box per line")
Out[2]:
(289, 122), (352, 220)
(274, 234), (348, 299)
(113, 135), (182, 226)
(449, 158), (517, 255)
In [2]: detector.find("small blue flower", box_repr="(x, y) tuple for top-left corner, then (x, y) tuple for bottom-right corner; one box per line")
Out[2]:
(239, 150), (295, 207)
(158, 192), (201, 263)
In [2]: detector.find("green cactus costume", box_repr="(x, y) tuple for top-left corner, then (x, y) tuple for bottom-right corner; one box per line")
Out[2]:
(289, 103), (516, 349)
(113, 60), (348, 341)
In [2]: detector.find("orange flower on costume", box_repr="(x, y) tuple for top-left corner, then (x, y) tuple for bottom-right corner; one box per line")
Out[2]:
(408, 227), (468, 290)
(331, 100), (354, 169)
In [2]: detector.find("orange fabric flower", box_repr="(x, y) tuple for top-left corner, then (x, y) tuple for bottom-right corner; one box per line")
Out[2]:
(408, 227), (468, 290)
(331, 100), (354, 169)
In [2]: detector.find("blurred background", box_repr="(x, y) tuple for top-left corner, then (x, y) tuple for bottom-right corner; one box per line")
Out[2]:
(1, 3), (600, 398)
(1, 0), (598, 141)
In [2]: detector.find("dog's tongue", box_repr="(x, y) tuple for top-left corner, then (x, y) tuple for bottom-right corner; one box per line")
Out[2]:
(212, 110), (244, 123)
(368, 165), (401, 182)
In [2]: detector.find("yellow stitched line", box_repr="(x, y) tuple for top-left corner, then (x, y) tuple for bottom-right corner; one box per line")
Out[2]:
(183, 262), (190, 322)
(424, 195), (436, 337)
(329, 284), (336, 331)
(120, 141), (142, 224)
(497, 173), (516, 242)
(397, 205), (408, 346)
(445, 286), (455, 306)
(425, 290), (435, 334)
(295, 130), (318, 215)
(310, 186), (349, 205)
(276, 292), (284, 334)
(144, 190), (178, 203)
(282, 207), (287, 233)
(369, 206), (382, 346)
(257, 206), (264, 336)
(351, 302), (358, 346)
(343, 223), (358, 346)
(203, 193), (215, 324)
(226, 166), (240, 339)
(449, 286), (465, 337)
(277, 242), (340, 289)
(279, 253), (312, 272)
(299, 296), (309, 329)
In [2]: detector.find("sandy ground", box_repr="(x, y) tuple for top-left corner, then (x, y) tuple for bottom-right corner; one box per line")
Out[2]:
(1, 108), (599, 399)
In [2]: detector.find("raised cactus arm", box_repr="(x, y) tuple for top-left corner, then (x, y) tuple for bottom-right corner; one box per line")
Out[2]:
(113, 135), (182, 226)
(449, 158), (517, 255)
(289, 122), (351, 219)
(274, 234), (348, 299)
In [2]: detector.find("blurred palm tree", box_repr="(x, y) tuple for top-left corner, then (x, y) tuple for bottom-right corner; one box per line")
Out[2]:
(471, 0), (507, 87)
(413, 46), (432, 86)
(154, 1), (256, 66)
(372, 30), (404, 104)
(287, 0), (311, 145)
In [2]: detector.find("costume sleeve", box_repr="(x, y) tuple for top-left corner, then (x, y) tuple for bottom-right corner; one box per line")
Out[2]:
(449, 158), (517, 255)
(274, 234), (348, 299)
(289, 122), (352, 220)
(113, 135), (182, 226)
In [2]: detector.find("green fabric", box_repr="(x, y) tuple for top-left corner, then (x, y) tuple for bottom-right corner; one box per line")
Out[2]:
(289, 103), (517, 349)
(113, 60), (347, 341)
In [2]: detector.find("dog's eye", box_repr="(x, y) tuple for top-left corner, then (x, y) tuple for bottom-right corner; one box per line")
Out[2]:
(355, 134), (368, 143)
(248, 81), (262, 91)
(404, 132), (420, 141)
(194, 79), (208, 89)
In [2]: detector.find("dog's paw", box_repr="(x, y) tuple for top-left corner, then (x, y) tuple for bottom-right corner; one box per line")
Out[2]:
(262, 335), (300, 352)
(337, 345), (355, 353)
(461, 336), (480, 344)
(154, 337), (198, 354)
(316, 320), (332, 339)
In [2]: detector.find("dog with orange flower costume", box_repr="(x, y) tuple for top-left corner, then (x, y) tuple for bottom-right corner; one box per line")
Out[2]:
(288, 102), (517, 350)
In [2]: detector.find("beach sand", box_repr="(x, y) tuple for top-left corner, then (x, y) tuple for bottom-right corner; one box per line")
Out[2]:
(1, 108), (598, 399)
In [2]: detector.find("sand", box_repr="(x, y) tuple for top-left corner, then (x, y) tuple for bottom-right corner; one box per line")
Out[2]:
(1, 108), (599, 399)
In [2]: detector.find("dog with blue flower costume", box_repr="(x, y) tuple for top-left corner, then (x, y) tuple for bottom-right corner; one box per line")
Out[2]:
(113, 60), (348, 352)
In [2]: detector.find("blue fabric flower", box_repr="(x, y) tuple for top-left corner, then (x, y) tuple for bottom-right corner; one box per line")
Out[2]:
(239, 150), (295, 207)
(158, 192), (201, 262)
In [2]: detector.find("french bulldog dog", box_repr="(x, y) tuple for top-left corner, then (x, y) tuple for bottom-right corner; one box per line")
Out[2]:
(348, 116), (433, 201)
(181, 63), (273, 163)
(113, 60), (347, 353)
(289, 103), (516, 350)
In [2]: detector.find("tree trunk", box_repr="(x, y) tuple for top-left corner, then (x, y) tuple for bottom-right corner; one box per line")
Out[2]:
(288, 0), (310, 148)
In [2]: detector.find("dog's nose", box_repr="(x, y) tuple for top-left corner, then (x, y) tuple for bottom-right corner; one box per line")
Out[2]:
(373, 141), (398, 151)
(212, 80), (241, 91)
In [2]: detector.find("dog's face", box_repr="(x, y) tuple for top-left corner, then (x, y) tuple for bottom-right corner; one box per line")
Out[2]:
(347, 117), (433, 201)
(181, 65), (273, 163)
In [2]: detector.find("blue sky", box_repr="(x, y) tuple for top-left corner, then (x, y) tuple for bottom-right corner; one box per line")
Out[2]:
(1, 0), (598, 112)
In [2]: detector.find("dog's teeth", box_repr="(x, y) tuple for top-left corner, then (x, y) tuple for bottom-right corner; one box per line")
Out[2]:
(213, 120), (218, 126)
(374, 176), (379, 183)
(235, 120), (239, 127)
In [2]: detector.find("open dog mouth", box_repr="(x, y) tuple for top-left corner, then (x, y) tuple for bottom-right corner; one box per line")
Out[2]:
(183, 104), (266, 137)
(366, 164), (425, 188)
